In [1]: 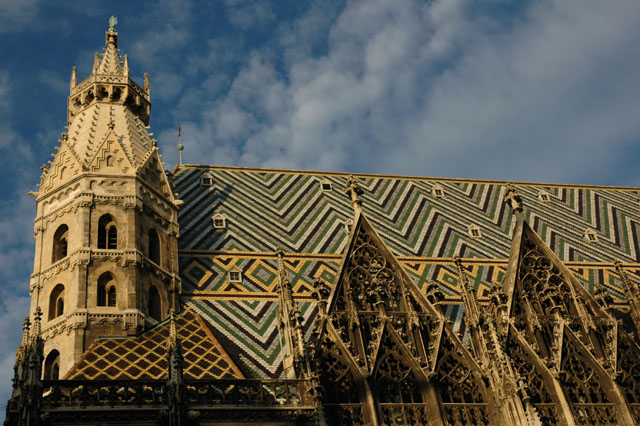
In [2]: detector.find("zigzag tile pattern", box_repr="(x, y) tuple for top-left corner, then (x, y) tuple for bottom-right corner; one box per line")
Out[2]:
(173, 167), (640, 261)
(171, 166), (640, 378)
(185, 299), (317, 378)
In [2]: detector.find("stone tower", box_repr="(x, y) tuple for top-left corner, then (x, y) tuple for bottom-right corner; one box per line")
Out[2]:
(29, 19), (180, 379)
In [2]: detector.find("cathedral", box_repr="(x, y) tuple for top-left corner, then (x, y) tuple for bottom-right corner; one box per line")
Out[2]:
(6, 21), (640, 426)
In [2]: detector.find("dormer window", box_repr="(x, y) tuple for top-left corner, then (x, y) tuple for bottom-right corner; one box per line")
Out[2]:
(432, 183), (445, 199)
(228, 267), (242, 283)
(320, 179), (333, 192)
(468, 224), (482, 239)
(212, 214), (226, 229)
(538, 190), (552, 202)
(585, 228), (598, 243)
(201, 173), (214, 186)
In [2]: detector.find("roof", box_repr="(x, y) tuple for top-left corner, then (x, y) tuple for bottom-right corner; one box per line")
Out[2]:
(65, 308), (242, 380)
(171, 165), (640, 378)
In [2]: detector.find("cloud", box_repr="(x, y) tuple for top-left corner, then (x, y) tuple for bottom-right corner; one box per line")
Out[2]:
(0, 0), (42, 34)
(224, 0), (275, 30)
(164, 0), (640, 185)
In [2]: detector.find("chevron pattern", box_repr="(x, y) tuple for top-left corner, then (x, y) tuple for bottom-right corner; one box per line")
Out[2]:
(186, 299), (317, 378)
(171, 166), (640, 379)
(173, 167), (640, 261)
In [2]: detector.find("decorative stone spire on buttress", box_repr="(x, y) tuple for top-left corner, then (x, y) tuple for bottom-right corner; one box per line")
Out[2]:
(345, 175), (363, 215)
(275, 247), (306, 379)
(615, 261), (640, 337)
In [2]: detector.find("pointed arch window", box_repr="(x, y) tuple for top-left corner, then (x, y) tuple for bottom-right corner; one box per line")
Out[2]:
(48, 284), (65, 321)
(148, 285), (161, 321)
(44, 350), (61, 380)
(98, 214), (117, 249)
(148, 228), (160, 264)
(108, 286), (117, 307)
(97, 272), (116, 307)
(52, 224), (69, 263)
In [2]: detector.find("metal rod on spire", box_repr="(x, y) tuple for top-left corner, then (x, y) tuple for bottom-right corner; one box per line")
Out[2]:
(178, 126), (184, 167)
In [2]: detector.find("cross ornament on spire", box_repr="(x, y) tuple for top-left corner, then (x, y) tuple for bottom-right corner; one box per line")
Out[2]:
(109, 15), (118, 30)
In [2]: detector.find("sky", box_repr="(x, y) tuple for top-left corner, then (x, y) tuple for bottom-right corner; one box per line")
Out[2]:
(1, 0), (640, 411)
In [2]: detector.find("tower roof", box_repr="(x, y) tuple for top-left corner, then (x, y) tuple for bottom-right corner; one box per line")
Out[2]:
(60, 18), (157, 173)
(67, 18), (150, 127)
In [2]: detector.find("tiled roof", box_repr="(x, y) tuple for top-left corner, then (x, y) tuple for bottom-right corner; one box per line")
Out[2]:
(171, 165), (640, 378)
(66, 308), (242, 380)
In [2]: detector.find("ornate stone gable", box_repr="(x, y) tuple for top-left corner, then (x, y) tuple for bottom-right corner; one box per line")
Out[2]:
(313, 209), (496, 425)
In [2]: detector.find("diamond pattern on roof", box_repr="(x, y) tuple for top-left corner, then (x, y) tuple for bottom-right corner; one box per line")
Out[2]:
(65, 308), (242, 380)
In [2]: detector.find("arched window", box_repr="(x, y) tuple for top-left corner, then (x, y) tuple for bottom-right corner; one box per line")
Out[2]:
(97, 272), (116, 307)
(148, 229), (160, 264)
(98, 214), (117, 249)
(108, 286), (117, 307)
(44, 350), (60, 380)
(52, 224), (69, 263)
(105, 155), (113, 167)
(48, 284), (65, 321)
(148, 285), (161, 321)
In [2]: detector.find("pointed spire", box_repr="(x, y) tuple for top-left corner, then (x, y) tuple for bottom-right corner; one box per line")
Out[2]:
(454, 257), (481, 331)
(123, 54), (130, 78)
(275, 247), (307, 378)
(345, 175), (363, 215)
(93, 52), (100, 74)
(15, 317), (31, 363)
(97, 19), (123, 75)
(178, 126), (184, 167)
(615, 261), (640, 336)
(21, 317), (31, 348)
(168, 308), (177, 347)
(70, 66), (77, 90)
(31, 307), (42, 344)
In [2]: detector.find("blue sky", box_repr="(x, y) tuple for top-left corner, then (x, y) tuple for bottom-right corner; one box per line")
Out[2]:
(1, 0), (640, 409)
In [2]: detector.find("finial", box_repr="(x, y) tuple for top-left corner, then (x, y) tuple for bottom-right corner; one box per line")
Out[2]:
(144, 73), (150, 94)
(31, 307), (42, 342)
(109, 15), (118, 30)
(21, 317), (31, 348)
(123, 55), (129, 77)
(93, 53), (100, 73)
(345, 175), (363, 214)
(178, 127), (184, 166)
(503, 184), (523, 214)
(70, 66), (77, 90)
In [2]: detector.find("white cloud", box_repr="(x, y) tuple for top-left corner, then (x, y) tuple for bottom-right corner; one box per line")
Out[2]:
(224, 0), (275, 30)
(165, 0), (640, 185)
(0, 0), (41, 34)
